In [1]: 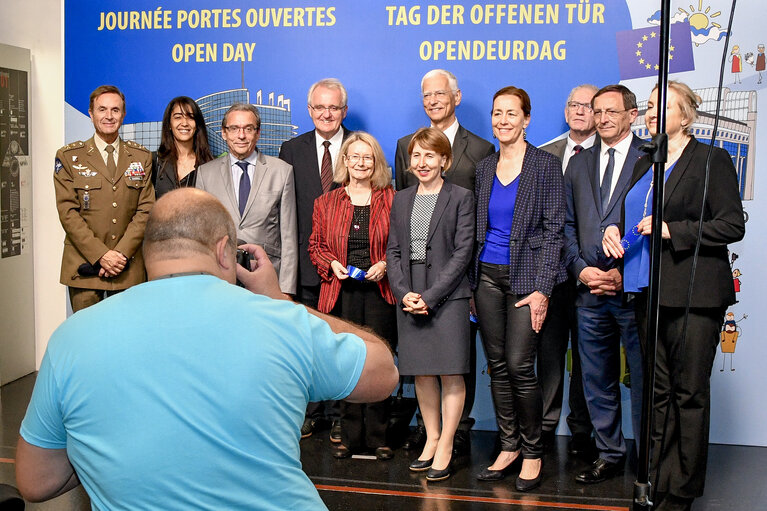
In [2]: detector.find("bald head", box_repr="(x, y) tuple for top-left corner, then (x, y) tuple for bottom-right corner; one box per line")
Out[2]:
(143, 188), (237, 266)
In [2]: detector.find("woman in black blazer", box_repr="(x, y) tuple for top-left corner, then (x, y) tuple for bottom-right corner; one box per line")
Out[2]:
(603, 81), (745, 511)
(387, 128), (475, 482)
(470, 87), (567, 491)
(152, 96), (213, 199)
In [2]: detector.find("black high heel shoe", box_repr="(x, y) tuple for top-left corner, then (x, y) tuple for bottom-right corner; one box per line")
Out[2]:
(515, 459), (543, 492)
(409, 457), (433, 472)
(426, 463), (452, 482)
(476, 453), (522, 481)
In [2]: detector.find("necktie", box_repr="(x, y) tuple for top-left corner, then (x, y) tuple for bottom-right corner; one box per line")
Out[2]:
(573, 144), (583, 154)
(236, 160), (250, 216)
(320, 140), (333, 193)
(105, 144), (117, 177)
(600, 147), (616, 213)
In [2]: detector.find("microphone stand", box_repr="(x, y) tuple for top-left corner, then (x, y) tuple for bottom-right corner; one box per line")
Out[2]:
(633, 0), (670, 509)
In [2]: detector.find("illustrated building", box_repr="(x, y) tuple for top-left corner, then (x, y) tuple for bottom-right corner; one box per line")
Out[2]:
(631, 86), (757, 200)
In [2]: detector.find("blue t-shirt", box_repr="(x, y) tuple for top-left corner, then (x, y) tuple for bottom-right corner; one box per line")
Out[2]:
(21, 275), (366, 511)
(480, 174), (520, 264)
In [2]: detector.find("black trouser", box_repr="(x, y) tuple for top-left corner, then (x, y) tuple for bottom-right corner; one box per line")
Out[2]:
(333, 278), (396, 450)
(537, 278), (592, 437)
(475, 262), (543, 458)
(636, 297), (724, 499)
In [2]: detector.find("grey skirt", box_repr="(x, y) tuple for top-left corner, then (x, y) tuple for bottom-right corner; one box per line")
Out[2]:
(396, 262), (470, 375)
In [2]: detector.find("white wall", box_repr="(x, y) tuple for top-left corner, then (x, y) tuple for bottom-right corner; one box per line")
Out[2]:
(0, 0), (66, 367)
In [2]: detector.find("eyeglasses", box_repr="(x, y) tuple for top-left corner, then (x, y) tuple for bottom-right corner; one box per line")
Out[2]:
(567, 101), (593, 112)
(309, 105), (345, 113)
(224, 125), (258, 135)
(422, 90), (454, 100)
(345, 155), (374, 165)
(592, 109), (630, 120)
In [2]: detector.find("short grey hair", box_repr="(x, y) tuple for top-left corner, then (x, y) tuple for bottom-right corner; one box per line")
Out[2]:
(566, 84), (599, 105)
(307, 78), (348, 107)
(222, 103), (261, 130)
(420, 69), (459, 92)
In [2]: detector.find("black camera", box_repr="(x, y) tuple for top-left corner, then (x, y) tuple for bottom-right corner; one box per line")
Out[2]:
(236, 249), (253, 271)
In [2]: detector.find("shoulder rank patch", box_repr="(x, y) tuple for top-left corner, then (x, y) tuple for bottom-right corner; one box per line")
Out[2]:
(55, 157), (63, 174)
(61, 141), (85, 152)
(125, 140), (149, 152)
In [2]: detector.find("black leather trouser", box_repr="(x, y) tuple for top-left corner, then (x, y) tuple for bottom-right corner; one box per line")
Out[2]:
(474, 262), (543, 458)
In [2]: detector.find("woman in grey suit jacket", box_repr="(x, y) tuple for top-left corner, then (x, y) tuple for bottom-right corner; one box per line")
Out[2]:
(387, 128), (475, 482)
(470, 87), (566, 491)
(603, 81), (745, 511)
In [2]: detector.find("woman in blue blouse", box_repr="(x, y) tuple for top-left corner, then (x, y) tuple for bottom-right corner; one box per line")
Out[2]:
(470, 86), (567, 491)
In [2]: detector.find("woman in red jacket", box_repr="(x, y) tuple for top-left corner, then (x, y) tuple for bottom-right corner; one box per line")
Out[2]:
(309, 131), (397, 460)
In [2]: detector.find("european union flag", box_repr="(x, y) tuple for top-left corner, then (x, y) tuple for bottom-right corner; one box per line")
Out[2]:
(616, 22), (695, 80)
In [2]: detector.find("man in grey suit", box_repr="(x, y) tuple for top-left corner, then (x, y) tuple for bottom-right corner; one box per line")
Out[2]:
(538, 84), (598, 456)
(394, 69), (495, 455)
(279, 78), (350, 441)
(197, 103), (297, 295)
(563, 84), (644, 484)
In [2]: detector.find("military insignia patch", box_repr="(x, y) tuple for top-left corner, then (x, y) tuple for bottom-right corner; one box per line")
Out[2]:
(125, 161), (146, 181)
(55, 158), (63, 174)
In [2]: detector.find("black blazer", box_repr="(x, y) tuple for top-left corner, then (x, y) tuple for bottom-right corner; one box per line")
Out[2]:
(279, 127), (349, 287)
(394, 124), (495, 192)
(151, 152), (198, 199)
(387, 181), (475, 311)
(621, 138), (745, 308)
(471, 144), (567, 296)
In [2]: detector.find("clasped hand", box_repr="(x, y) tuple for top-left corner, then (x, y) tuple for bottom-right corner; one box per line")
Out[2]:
(98, 250), (127, 277)
(402, 291), (428, 315)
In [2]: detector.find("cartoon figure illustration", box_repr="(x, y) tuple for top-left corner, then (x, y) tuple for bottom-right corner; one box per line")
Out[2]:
(730, 45), (743, 83)
(757, 44), (766, 84)
(720, 312), (747, 372)
(732, 268), (742, 293)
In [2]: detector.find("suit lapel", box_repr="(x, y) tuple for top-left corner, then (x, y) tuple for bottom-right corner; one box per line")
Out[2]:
(476, 154), (497, 240)
(302, 131), (323, 198)
(218, 157), (240, 217)
(588, 142), (603, 216)
(426, 182), (450, 244)
(510, 145), (536, 238)
(115, 140), (131, 183)
(603, 139), (641, 218)
(243, 151), (268, 217)
(83, 138), (112, 183)
(450, 126), (468, 173)
(663, 139), (696, 207)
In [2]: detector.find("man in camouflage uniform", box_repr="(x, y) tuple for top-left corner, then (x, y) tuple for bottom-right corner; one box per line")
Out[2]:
(54, 85), (154, 312)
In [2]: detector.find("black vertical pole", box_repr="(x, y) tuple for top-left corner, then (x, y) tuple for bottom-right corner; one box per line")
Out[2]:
(633, 0), (671, 509)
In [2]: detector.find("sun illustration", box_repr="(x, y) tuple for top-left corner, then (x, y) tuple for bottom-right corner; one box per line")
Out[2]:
(679, 1), (722, 32)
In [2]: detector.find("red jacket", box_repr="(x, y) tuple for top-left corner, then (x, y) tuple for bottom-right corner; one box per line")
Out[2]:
(309, 186), (396, 313)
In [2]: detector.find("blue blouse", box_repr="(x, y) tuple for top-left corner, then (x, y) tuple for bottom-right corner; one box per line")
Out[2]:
(622, 162), (676, 292)
(480, 174), (520, 264)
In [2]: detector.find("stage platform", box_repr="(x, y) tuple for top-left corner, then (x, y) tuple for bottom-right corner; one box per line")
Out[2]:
(2, 374), (765, 510)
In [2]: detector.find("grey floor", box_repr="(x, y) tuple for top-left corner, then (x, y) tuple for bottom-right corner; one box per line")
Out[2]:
(3, 373), (766, 510)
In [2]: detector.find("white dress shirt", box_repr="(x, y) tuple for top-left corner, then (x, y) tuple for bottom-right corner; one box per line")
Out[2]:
(599, 133), (634, 204)
(229, 151), (258, 188)
(314, 129), (344, 176)
(561, 132), (596, 173)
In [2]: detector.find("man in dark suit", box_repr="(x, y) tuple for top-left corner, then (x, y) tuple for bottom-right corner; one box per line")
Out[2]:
(279, 78), (350, 440)
(563, 84), (644, 484)
(394, 69), (494, 455)
(538, 84), (598, 455)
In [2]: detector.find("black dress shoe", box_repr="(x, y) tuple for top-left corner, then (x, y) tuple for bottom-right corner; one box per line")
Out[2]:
(375, 447), (394, 461)
(476, 455), (521, 481)
(453, 429), (471, 455)
(575, 457), (624, 484)
(515, 459), (543, 492)
(426, 465), (452, 482)
(403, 425), (426, 450)
(329, 419), (342, 443)
(300, 417), (317, 439)
(333, 444), (352, 459)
